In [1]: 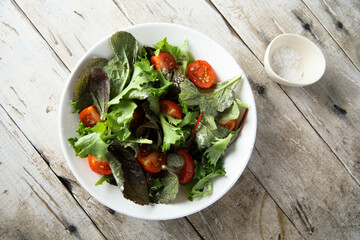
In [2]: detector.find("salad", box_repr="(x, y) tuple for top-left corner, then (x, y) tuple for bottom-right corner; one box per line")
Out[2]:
(68, 31), (248, 205)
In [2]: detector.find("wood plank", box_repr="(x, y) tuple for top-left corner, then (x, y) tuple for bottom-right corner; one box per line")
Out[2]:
(0, 107), (105, 239)
(0, 1), (202, 239)
(302, 0), (360, 70)
(209, 0), (360, 184)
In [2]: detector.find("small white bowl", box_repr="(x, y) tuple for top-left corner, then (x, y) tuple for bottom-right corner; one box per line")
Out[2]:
(264, 33), (326, 87)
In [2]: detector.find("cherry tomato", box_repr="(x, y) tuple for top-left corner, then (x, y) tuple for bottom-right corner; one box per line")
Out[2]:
(159, 100), (182, 119)
(79, 105), (102, 127)
(217, 119), (237, 131)
(177, 150), (195, 184)
(88, 155), (112, 175)
(187, 60), (215, 88)
(150, 52), (178, 72)
(137, 146), (167, 173)
(130, 101), (145, 128)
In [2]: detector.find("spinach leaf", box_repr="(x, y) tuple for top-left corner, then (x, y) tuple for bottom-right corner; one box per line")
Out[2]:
(179, 76), (241, 116)
(195, 115), (231, 149)
(106, 100), (137, 142)
(152, 171), (180, 204)
(89, 69), (110, 120)
(217, 98), (248, 121)
(109, 146), (149, 205)
(106, 31), (138, 98)
(162, 153), (185, 176)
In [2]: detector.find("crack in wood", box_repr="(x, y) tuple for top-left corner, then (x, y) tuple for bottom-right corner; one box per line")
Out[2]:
(22, 177), (68, 230)
(2, 21), (20, 36)
(295, 200), (314, 234)
(112, 0), (135, 25)
(75, 35), (87, 51)
(73, 10), (85, 20)
(23, 167), (60, 207)
(9, 86), (27, 107)
(58, 36), (73, 56)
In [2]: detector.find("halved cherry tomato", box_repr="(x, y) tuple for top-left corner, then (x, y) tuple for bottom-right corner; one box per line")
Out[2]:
(137, 146), (167, 173)
(150, 52), (178, 72)
(217, 119), (236, 131)
(130, 101), (145, 128)
(187, 60), (215, 88)
(88, 155), (112, 175)
(79, 105), (102, 127)
(159, 100), (182, 119)
(177, 150), (195, 184)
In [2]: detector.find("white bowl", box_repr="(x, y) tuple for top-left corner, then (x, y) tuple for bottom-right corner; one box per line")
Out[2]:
(59, 23), (257, 220)
(264, 33), (326, 87)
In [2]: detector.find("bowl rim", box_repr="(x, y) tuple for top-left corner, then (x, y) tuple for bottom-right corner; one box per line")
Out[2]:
(58, 22), (257, 220)
(264, 33), (326, 87)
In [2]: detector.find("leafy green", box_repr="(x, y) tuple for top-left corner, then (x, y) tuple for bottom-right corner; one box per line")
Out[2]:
(204, 134), (233, 166)
(95, 174), (115, 186)
(187, 173), (220, 200)
(108, 49), (171, 105)
(195, 115), (231, 149)
(149, 178), (163, 198)
(107, 152), (124, 187)
(89, 69), (110, 120)
(73, 58), (108, 101)
(71, 93), (93, 114)
(106, 31), (138, 98)
(69, 122), (111, 160)
(152, 171), (180, 204)
(153, 38), (188, 61)
(162, 153), (185, 175)
(179, 76), (241, 116)
(217, 98), (248, 121)
(109, 146), (149, 205)
(160, 114), (184, 151)
(106, 100), (137, 141)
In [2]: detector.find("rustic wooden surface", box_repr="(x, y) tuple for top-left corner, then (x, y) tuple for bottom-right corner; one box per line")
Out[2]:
(0, 0), (359, 239)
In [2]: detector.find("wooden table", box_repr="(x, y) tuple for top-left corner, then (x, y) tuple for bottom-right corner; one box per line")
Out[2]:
(1, 0), (359, 239)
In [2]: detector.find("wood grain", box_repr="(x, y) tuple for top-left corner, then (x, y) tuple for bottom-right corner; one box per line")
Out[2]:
(302, 0), (360, 70)
(0, 106), (104, 239)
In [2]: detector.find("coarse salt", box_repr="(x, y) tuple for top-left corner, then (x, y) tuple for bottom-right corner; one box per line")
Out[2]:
(271, 46), (304, 82)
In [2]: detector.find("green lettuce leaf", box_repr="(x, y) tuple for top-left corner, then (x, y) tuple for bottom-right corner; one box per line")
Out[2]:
(108, 50), (171, 105)
(204, 134), (233, 166)
(106, 31), (138, 98)
(153, 37), (188, 61)
(106, 100), (137, 142)
(69, 122), (111, 160)
(179, 76), (241, 116)
(160, 114), (185, 152)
